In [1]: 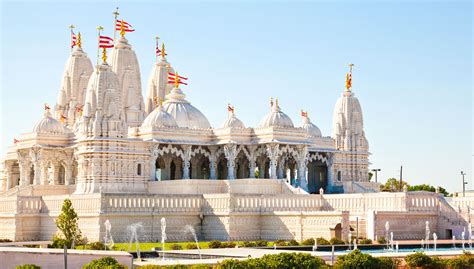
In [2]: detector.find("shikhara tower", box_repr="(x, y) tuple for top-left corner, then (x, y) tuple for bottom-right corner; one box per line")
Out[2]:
(1, 23), (375, 195)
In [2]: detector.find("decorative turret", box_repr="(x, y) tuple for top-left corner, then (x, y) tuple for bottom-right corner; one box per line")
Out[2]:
(259, 98), (294, 128)
(221, 104), (245, 129)
(55, 27), (93, 128)
(145, 39), (175, 115)
(79, 63), (125, 138)
(108, 35), (145, 128)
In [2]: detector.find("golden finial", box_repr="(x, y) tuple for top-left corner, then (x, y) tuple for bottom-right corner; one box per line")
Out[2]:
(153, 96), (159, 106)
(160, 99), (164, 106)
(270, 97), (273, 107)
(120, 20), (125, 37)
(345, 63), (354, 91)
(161, 43), (166, 59)
(77, 32), (82, 48)
(102, 48), (107, 64)
(275, 98), (279, 107)
(174, 71), (180, 88)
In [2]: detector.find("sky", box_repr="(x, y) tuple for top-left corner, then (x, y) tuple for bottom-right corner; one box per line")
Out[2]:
(0, 1), (472, 193)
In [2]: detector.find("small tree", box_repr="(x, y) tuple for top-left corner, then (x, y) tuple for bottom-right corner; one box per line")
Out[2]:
(55, 198), (82, 248)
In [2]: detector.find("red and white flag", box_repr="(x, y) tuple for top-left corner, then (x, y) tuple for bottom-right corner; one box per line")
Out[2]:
(71, 31), (77, 48)
(13, 138), (20, 144)
(99, 35), (114, 48)
(167, 72), (188, 85)
(115, 20), (135, 32)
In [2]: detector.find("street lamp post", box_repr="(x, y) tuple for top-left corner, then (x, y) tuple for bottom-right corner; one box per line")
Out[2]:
(461, 171), (467, 197)
(371, 169), (381, 183)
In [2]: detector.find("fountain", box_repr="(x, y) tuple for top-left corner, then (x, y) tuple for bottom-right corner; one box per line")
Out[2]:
(385, 221), (390, 250)
(433, 233), (438, 251)
(452, 235), (456, 249)
(184, 225), (202, 259)
(469, 223), (472, 249)
(161, 217), (167, 261)
(104, 219), (114, 250)
(312, 239), (318, 252)
(127, 222), (143, 261)
(421, 239), (424, 250)
(395, 241), (399, 253)
(348, 232), (352, 251)
(425, 221), (430, 250)
(462, 231), (466, 250)
(353, 238), (358, 250)
(390, 232), (394, 251)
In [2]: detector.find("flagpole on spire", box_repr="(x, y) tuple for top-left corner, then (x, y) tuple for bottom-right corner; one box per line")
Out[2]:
(345, 63), (354, 91)
(96, 26), (104, 66)
(69, 25), (75, 51)
(155, 36), (160, 62)
(113, 7), (120, 42)
(174, 71), (180, 88)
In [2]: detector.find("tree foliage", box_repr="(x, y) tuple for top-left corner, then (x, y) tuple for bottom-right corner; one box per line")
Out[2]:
(55, 198), (82, 248)
(380, 178), (449, 196)
(82, 256), (127, 269)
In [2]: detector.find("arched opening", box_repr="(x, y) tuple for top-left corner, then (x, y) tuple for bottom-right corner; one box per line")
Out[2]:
(191, 154), (210, 179)
(337, 171), (342, 181)
(57, 164), (66, 185)
(216, 155), (227, 180)
(155, 156), (165, 181)
(331, 223), (343, 240)
(235, 151), (249, 179)
(169, 157), (183, 180)
(307, 159), (328, 194)
(137, 163), (142, 176)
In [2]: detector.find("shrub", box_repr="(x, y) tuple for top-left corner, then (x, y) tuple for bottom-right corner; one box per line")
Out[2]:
(48, 234), (67, 249)
(301, 238), (315, 246)
(84, 241), (107, 250)
(316, 237), (330, 245)
(240, 241), (256, 247)
(221, 241), (236, 248)
(330, 237), (345, 245)
(377, 257), (401, 268)
(287, 239), (299, 246)
(359, 238), (373, 244)
(377, 236), (387, 244)
(208, 240), (221, 249)
(16, 265), (41, 269)
(170, 243), (182, 250)
(82, 256), (127, 269)
(0, 238), (13, 242)
(255, 239), (268, 247)
(219, 252), (325, 269)
(185, 243), (198, 249)
(334, 249), (379, 269)
(448, 251), (474, 269)
(405, 252), (432, 268)
(273, 239), (286, 246)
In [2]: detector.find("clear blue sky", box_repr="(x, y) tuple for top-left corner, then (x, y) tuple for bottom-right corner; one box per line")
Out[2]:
(0, 1), (472, 192)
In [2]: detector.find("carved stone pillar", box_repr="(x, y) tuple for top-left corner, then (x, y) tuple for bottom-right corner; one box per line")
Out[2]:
(277, 158), (285, 179)
(32, 162), (41, 185)
(19, 161), (30, 186)
(297, 146), (309, 190)
(163, 157), (172, 180)
(29, 148), (42, 185)
(40, 161), (49, 185)
(208, 146), (217, 180)
(149, 144), (159, 181)
(266, 144), (280, 179)
(247, 145), (257, 179)
(64, 161), (73, 185)
(224, 144), (238, 180)
(52, 161), (60, 185)
(5, 163), (13, 190)
(182, 145), (192, 180)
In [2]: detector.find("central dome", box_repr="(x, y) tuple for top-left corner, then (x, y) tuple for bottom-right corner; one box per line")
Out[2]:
(259, 100), (294, 128)
(162, 88), (211, 129)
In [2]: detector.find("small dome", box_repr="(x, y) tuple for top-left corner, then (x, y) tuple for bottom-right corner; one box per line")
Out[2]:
(302, 116), (322, 137)
(221, 112), (245, 129)
(162, 87), (211, 129)
(33, 110), (67, 135)
(259, 101), (294, 128)
(141, 105), (178, 128)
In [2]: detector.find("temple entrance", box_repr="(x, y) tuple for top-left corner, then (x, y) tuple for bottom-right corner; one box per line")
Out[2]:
(307, 159), (328, 194)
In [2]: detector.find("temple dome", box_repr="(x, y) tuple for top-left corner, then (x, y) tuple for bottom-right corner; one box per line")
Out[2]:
(33, 110), (68, 135)
(141, 105), (178, 128)
(221, 112), (245, 129)
(301, 116), (322, 137)
(259, 101), (294, 128)
(162, 87), (211, 129)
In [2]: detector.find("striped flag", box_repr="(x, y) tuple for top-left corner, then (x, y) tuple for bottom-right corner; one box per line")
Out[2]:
(301, 110), (308, 117)
(44, 103), (51, 111)
(115, 20), (135, 32)
(71, 31), (77, 48)
(60, 114), (67, 123)
(167, 72), (188, 86)
(99, 35), (114, 48)
(13, 138), (20, 144)
(227, 104), (234, 113)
